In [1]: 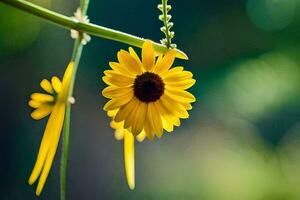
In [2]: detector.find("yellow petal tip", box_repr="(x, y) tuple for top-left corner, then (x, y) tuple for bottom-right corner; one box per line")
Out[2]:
(175, 49), (189, 60)
(35, 189), (41, 196)
(28, 178), (34, 185)
(30, 113), (39, 120)
(128, 183), (135, 190)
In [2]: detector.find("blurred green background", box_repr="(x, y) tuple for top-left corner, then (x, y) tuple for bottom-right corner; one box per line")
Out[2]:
(1, 0), (300, 199)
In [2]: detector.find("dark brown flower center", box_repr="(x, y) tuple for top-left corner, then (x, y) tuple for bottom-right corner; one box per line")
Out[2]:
(133, 72), (164, 103)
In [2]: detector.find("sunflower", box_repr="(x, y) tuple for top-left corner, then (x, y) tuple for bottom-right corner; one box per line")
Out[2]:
(28, 62), (74, 196)
(102, 40), (196, 140)
(103, 41), (195, 189)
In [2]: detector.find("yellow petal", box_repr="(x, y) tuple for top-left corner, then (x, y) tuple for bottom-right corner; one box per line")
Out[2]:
(103, 73), (134, 87)
(104, 70), (135, 79)
(31, 93), (54, 102)
(142, 40), (155, 71)
(51, 76), (61, 94)
(161, 66), (184, 78)
(28, 103), (65, 186)
(111, 120), (126, 140)
(59, 62), (74, 101)
(118, 50), (143, 74)
(161, 116), (174, 132)
(154, 50), (176, 74)
(165, 79), (196, 89)
(31, 105), (53, 120)
(128, 47), (142, 67)
(154, 55), (163, 72)
(184, 103), (193, 110)
(174, 118), (181, 126)
(114, 129), (125, 140)
(35, 103), (66, 196)
(174, 49), (189, 60)
(163, 71), (193, 82)
(123, 99), (141, 129)
(110, 120), (123, 130)
(28, 100), (43, 108)
(103, 92), (133, 111)
(40, 79), (54, 94)
(148, 103), (163, 138)
(109, 62), (135, 77)
(107, 109), (118, 118)
(136, 131), (146, 142)
(156, 100), (181, 127)
(165, 88), (196, 103)
(131, 102), (147, 136)
(160, 94), (189, 119)
(144, 115), (154, 140)
(124, 131), (135, 190)
(115, 98), (139, 123)
(102, 86), (132, 98)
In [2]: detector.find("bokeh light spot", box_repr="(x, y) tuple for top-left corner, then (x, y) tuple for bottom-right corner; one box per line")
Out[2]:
(246, 0), (296, 31)
(225, 52), (300, 120)
(0, 6), (41, 53)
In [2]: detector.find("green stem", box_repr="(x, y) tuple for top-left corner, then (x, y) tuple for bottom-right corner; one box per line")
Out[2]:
(0, 0), (188, 59)
(60, 1), (88, 200)
(60, 104), (71, 200)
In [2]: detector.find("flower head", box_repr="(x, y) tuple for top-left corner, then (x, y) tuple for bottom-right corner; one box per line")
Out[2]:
(28, 62), (74, 196)
(102, 40), (196, 140)
(70, 8), (91, 45)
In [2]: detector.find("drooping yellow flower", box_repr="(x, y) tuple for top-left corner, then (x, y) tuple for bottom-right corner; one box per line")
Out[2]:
(103, 40), (196, 189)
(103, 40), (196, 139)
(28, 62), (74, 196)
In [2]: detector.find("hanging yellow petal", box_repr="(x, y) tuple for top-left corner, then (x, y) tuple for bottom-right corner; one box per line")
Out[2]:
(51, 76), (62, 94)
(28, 102), (64, 186)
(31, 93), (54, 102)
(31, 105), (53, 120)
(35, 103), (66, 196)
(124, 131), (135, 190)
(59, 62), (74, 101)
(40, 79), (54, 94)
(28, 100), (43, 109)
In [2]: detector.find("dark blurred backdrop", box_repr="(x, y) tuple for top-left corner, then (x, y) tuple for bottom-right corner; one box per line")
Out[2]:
(1, 0), (300, 199)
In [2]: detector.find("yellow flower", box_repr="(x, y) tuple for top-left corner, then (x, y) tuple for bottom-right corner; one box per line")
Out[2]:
(28, 62), (74, 196)
(103, 41), (195, 189)
(102, 40), (196, 139)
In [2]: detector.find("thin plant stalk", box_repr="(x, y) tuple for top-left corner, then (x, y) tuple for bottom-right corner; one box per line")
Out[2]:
(60, 1), (89, 199)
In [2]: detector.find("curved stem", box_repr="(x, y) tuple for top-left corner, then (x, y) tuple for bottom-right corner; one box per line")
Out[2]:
(0, 0), (188, 60)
